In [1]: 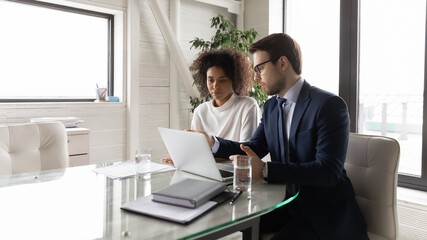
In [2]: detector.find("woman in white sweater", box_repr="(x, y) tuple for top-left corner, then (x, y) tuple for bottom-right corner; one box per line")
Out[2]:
(162, 49), (260, 164)
(189, 48), (260, 142)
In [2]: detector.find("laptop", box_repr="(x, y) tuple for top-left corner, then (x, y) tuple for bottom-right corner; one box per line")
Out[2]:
(158, 127), (234, 182)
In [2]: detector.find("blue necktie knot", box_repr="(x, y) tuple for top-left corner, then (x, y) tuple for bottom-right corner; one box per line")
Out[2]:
(277, 97), (287, 108)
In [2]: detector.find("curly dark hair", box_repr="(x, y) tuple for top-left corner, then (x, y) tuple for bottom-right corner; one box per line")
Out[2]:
(189, 48), (253, 98)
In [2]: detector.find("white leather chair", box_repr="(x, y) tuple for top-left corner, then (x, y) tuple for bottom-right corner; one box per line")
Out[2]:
(345, 133), (400, 240)
(0, 122), (69, 176)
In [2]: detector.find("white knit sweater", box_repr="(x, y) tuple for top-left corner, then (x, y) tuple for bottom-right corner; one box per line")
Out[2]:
(191, 93), (260, 142)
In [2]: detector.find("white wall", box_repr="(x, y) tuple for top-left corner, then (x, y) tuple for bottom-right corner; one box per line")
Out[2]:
(138, 0), (235, 161)
(0, 102), (127, 164)
(244, 0), (270, 40)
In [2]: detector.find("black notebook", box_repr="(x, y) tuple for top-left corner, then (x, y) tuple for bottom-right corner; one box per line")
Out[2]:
(121, 191), (234, 224)
(151, 178), (227, 208)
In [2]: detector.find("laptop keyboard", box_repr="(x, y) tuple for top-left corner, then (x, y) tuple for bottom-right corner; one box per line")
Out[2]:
(219, 169), (233, 178)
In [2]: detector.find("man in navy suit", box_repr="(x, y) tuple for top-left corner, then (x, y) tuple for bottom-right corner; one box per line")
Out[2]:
(194, 33), (368, 239)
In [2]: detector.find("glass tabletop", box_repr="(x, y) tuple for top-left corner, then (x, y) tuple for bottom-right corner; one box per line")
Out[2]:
(0, 164), (298, 240)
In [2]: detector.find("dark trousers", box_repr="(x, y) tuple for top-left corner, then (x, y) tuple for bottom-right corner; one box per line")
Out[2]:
(259, 199), (320, 240)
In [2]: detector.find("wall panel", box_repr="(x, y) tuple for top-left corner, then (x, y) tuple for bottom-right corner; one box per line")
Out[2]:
(139, 104), (169, 161)
(0, 103), (127, 164)
(244, 0), (269, 39)
(138, 0), (171, 160)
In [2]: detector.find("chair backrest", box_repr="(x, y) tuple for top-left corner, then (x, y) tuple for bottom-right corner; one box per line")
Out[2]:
(345, 133), (400, 240)
(0, 122), (69, 176)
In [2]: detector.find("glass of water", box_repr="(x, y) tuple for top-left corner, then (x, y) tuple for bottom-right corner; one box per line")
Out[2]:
(232, 155), (252, 198)
(135, 147), (152, 180)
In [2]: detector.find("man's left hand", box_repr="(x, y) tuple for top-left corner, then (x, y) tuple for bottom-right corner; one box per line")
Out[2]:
(229, 144), (265, 180)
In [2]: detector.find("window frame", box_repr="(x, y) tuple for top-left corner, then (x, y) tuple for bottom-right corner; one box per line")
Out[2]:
(284, 0), (427, 191)
(1, 0), (114, 102)
(339, 0), (427, 191)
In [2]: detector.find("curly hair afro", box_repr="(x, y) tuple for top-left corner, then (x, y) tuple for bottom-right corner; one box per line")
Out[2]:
(189, 48), (253, 98)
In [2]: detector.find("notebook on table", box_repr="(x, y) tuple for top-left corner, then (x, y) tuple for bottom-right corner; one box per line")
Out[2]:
(152, 178), (227, 208)
(121, 190), (234, 224)
(121, 175), (234, 224)
(157, 127), (234, 182)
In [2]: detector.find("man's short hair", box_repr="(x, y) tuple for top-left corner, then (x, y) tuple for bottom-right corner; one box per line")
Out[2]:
(249, 33), (302, 75)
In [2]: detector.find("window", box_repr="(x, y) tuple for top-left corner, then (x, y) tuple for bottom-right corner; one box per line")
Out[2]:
(284, 0), (427, 190)
(339, 0), (427, 190)
(0, 0), (114, 101)
(285, 0), (340, 95)
(359, 0), (426, 177)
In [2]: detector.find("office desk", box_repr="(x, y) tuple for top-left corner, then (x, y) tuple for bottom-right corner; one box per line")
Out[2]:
(0, 164), (298, 240)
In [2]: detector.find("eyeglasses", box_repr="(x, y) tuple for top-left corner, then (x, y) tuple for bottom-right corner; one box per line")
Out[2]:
(254, 59), (273, 76)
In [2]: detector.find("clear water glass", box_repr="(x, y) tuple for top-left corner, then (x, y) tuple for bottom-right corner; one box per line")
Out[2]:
(233, 155), (252, 199)
(135, 147), (152, 180)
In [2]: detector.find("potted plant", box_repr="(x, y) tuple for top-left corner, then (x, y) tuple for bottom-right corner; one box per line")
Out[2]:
(189, 14), (268, 112)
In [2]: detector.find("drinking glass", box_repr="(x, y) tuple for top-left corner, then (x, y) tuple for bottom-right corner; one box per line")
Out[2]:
(232, 155), (252, 199)
(135, 147), (152, 180)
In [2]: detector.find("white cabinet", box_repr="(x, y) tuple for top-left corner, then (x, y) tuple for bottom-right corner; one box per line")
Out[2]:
(66, 128), (90, 167)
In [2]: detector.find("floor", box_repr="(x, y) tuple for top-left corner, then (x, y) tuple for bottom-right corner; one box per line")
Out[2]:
(397, 187), (427, 240)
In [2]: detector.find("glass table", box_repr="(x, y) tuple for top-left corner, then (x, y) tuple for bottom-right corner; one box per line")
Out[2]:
(0, 164), (298, 240)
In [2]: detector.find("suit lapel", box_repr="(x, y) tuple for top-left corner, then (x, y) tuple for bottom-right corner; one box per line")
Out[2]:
(289, 81), (311, 152)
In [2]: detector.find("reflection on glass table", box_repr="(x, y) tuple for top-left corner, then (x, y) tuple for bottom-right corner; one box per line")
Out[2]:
(0, 164), (298, 240)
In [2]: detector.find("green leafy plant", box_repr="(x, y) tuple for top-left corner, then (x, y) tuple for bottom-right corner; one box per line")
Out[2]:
(189, 14), (267, 112)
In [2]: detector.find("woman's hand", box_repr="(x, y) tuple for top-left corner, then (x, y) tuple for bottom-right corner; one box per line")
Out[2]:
(185, 129), (215, 148)
(161, 155), (175, 167)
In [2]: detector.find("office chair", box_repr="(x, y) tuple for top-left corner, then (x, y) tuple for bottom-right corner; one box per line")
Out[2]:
(261, 133), (400, 240)
(0, 122), (69, 176)
(345, 133), (400, 240)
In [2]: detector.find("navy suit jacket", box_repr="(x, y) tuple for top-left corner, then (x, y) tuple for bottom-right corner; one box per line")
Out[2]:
(215, 80), (368, 239)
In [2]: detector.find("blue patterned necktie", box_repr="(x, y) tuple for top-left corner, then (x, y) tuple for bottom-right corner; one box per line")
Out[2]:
(277, 97), (288, 163)
(277, 97), (299, 195)
(277, 97), (297, 194)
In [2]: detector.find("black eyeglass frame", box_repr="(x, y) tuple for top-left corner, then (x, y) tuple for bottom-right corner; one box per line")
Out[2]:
(254, 57), (280, 76)
(254, 60), (272, 75)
